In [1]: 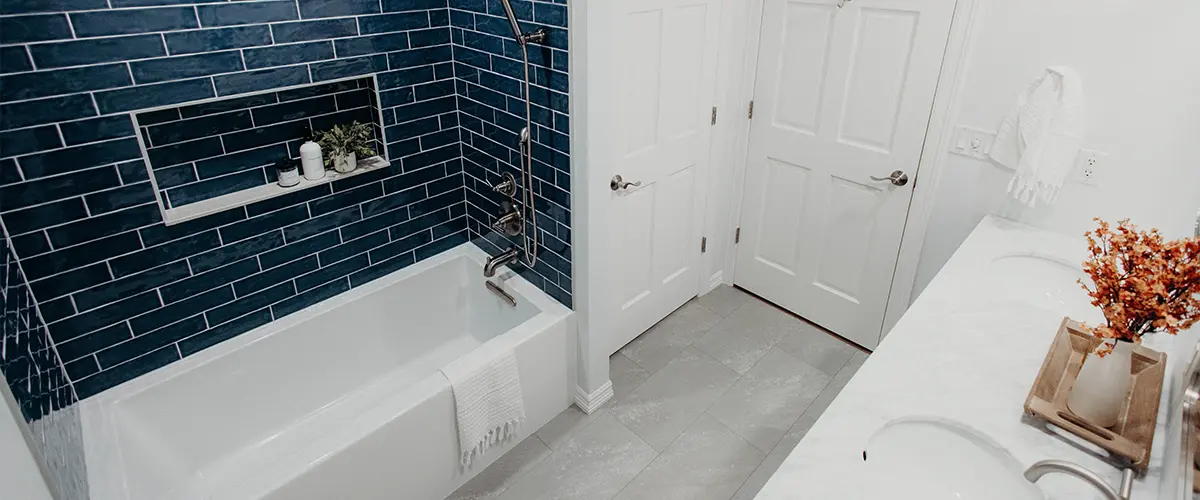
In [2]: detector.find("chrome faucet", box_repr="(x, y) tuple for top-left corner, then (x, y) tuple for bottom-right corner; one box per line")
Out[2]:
(1024, 460), (1133, 500)
(484, 248), (520, 278)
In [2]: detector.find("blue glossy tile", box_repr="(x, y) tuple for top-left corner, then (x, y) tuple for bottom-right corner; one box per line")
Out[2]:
(29, 35), (166, 69)
(308, 183), (382, 217)
(233, 256), (315, 296)
(415, 228), (465, 261)
(205, 281), (293, 326)
(213, 65), (310, 96)
(0, 94), (96, 130)
(153, 164), (198, 189)
(195, 143), (288, 179)
(47, 290), (159, 343)
(167, 169), (268, 206)
(60, 116), (136, 146)
(12, 232), (49, 257)
(192, 231), (283, 274)
(246, 183), (331, 217)
(179, 93), (276, 118)
(298, 0), (379, 19)
(0, 126), (61, 157)
(271, 277), (347, 318)
(165, 26), (273, 55)
(138, 109), (180, 126)
(307, 105), (375, 132)
(533, 2), (566, 27)
(243, 41), (334, 70)
(319, 229), (387, 266)
(115, 160), (150, 185)
(0, 14), (72, 43)
(270, 18), (357, 44)
(57, 323), (133, 362)
(158, 257), (257, 303)
(382, 0), (445, 12)
(70, 7), (198, 37)
(428, 8), (448, 26)
(2, 199), (89, 235)
(180, 307), (272, 356)
(84, 183), (158, 215)
(0, 46), (33, 74)
(128, 285), (230, 335)
(284, 205), (361, 241)
(250, 96), (336, 126)
(38, 297), (75, 324)
(220, 205), (307, 243)
(64, 357), (100, 381)
(98, 314), (205, 367)
(388, 45), (451, 70)
(140, 209), (245, 248)
(95, 78), (215, 114)
(334, 33), (408, 58)
(27, 263), (111, 301)
(73, 344), (177, 399)
(197, 0), (297, 27)
(112, 0), (222, 6)
(19, 138), (142, 179)
(147, 137), (223, 168)
(349, 250), (414, 287)
(2, 63), (130, 102)
(220, 119), (308, 152)
(72, 261), (191, 312)
(358, 11), (428, 34)
(0, 166), (119, 212)
(131, 51), (244, 85)
(258, 230), (340, 269)
(276, 79), (358, 102)
(309, 55), (389, 82)
(0, 0), (106, 15)
(335, 89), (371, 110)
(47, 203), (160, 248)
(147, 110), (252, 145)
(369, 228), (432, 263)
(295, 252), (368, 292)
(409, 27), (451, 47)
(110, 230), (220, 278)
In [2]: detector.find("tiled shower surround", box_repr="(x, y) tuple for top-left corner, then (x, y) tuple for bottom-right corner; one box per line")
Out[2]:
(0, 0), (570, 400)
(139, 78), (387, 208)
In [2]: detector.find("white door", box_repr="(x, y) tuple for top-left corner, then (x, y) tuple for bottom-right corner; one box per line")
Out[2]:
(735, 0), (956, 349)
(605, 0), (722, 355)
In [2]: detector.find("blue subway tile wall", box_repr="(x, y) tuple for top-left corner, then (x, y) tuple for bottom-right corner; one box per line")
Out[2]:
(0, 0), (470, 398)
(136, 78), (384, 208)
(450, 0), (571, 306)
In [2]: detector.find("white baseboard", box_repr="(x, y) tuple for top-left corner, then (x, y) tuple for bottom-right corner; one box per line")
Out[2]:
(574, 381), (613, 414)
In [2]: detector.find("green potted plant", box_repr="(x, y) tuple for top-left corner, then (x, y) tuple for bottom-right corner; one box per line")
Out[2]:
(315, 121), (376, 174)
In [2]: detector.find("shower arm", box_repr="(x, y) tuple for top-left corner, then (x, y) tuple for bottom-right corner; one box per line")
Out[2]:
(499, 0), (547, 45)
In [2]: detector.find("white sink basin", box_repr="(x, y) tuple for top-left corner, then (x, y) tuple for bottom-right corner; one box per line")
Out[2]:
(988, 253), (1100, 322)
(863, 418), (1043, 500)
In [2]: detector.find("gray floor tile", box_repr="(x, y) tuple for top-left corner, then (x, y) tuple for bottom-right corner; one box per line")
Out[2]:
(535, 406), (604, 451)
(495, 413), (657, 500)
(773, 320), (856, 377)
(803, 349), (868, 417)
(706, 348), (831, 453)
(729, 412), (818, 500)
(447, 435), (552, 500)
(609, 353), (651, 406)
(613, 414), (765, 500)
(609, 347), (739, 451)
(694, 285), (751, 317)
(619, 301), (722, 373)
(693, 321), (780, 376)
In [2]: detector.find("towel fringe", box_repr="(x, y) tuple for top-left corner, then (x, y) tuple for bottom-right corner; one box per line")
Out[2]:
(460, 418), (523, 468)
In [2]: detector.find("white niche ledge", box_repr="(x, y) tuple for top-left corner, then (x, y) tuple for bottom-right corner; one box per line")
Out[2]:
(163, 156), (391, 226)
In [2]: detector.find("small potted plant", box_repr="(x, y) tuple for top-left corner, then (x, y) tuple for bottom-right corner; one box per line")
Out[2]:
(315, 121), (376, 174)
(1067, 218), (1200, 427)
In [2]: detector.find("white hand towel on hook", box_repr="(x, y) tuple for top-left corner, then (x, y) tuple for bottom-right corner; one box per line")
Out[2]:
(989, 66), (1086, 207)
(440, 341), (525, 469)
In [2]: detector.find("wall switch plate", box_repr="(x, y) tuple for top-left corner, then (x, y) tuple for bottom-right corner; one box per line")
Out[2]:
(1073, 149), (1108, 186)
(950, 125), (996, 160)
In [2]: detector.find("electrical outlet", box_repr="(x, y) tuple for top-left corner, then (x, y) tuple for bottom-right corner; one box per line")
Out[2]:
(1074, 149), (1108, 186)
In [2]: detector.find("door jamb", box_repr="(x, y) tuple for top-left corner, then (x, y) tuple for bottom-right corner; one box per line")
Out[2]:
(719, 0), (984, 347)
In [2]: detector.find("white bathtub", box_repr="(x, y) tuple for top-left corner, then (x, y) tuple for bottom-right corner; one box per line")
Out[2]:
(80, 243), (575, 500)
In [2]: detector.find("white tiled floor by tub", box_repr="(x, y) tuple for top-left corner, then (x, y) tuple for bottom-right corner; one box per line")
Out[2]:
(447, 286), (869, 500)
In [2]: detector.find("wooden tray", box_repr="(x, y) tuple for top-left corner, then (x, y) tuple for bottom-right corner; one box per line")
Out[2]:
(1023, 317), (1167, 470)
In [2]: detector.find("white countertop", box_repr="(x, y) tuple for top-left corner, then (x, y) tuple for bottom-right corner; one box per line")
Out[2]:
(755, 215), (1179, 500)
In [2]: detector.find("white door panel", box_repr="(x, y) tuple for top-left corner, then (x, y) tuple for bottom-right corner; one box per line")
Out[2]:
(607, 0), (722, 355)
(737, 0), (954, 349)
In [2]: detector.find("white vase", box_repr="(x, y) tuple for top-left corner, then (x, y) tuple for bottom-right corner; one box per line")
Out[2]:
(1067, 340), (1134, 428)
(333, 152), (357, 174)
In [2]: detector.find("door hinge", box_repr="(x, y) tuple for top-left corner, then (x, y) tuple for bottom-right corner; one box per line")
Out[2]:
(701, 237), (707, 253)
(711, 106), (718, 126)
(735, 227), (741, 244)
(747, 101), (755, 120)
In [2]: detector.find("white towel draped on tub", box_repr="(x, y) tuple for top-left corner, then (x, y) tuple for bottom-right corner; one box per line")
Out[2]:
(439, 344), (525, 468)
(989, 66), (1086, 207)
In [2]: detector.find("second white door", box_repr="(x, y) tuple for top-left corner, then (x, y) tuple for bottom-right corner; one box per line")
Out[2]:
(735, 0), (956, 349)
(606, 0), (723, 355)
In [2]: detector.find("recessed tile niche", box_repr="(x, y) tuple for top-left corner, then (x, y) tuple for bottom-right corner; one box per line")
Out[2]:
(134, 76), (388, 224)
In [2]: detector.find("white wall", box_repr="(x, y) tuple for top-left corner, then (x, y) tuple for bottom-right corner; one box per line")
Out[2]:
(913, 0), (1200, 297)
(0, 385), (53, 500)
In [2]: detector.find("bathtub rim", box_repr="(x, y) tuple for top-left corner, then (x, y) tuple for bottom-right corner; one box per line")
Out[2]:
(80, 242), (572, 500)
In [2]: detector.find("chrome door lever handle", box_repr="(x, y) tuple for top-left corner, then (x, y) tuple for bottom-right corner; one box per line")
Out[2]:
(870, 170), (909, 187)
(610, 175), (642, 191)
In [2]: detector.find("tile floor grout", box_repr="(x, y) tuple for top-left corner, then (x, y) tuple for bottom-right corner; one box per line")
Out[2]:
(447, 286), (867, 500)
